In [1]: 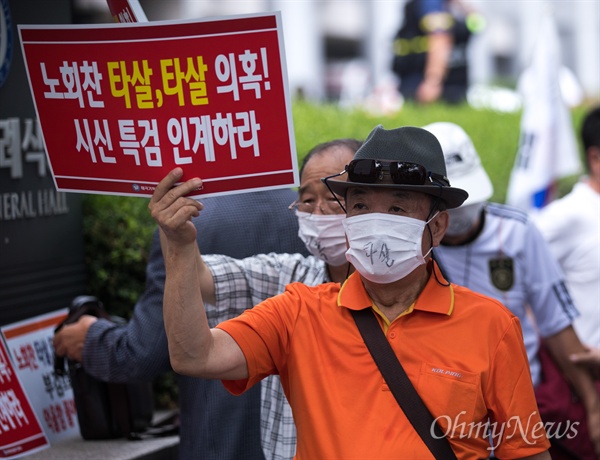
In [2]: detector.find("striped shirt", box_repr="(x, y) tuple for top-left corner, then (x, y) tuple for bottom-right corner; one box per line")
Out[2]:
(434, 202), (579, 386)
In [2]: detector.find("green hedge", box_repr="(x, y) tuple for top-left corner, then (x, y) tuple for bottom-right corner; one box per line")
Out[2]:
(292, 100), (525, 204)
(82, 194), (153, 319)
(81, 100), (591, 407)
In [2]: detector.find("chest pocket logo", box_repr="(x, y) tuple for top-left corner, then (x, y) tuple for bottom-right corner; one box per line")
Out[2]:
(489, 257), (514, 291)
(417, 363), (482, 435)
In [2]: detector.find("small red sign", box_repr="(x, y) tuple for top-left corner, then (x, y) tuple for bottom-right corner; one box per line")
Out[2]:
(19, 13), (298, 198)
(0, 339), (49, 459)
(106, 0), (148, 23)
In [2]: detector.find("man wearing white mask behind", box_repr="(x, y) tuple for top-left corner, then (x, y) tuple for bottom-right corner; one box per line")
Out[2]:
(426, 121), (600, 459)
(195, 138), (359, 459)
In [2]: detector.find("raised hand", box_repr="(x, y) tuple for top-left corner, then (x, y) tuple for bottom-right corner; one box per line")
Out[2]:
(149, 167), (204, 247)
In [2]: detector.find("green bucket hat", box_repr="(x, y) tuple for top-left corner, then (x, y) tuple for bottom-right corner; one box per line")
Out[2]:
(323, 125), (468, 209)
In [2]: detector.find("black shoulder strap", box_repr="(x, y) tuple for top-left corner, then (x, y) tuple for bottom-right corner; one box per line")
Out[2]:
(351, 308), (457, 460)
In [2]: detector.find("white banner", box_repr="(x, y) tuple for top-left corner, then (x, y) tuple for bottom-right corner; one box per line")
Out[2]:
(506, 11), (581, 213)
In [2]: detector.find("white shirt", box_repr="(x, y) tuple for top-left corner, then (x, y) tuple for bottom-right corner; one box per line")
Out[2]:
(533, 181), (600, 348)
(435, 202), (579, 386)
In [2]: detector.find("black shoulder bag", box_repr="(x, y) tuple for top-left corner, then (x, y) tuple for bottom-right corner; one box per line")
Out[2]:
(54, 296), (170, 440)
(351, 308), (457, 460)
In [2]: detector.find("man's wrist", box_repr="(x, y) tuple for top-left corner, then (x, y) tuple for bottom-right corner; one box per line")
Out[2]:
(424, 73), (444, 85)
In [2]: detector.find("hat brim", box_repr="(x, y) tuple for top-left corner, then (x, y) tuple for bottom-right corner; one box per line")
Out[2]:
(325, 178), (468, 210)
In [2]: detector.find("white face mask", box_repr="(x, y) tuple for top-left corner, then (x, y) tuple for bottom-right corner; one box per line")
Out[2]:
(296, 211), (348, 267)
(343, 212), (436, 284)
(445, 202), (485, 237)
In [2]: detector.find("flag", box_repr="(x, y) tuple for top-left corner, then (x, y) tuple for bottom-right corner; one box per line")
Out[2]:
(506, 10), (581, 213)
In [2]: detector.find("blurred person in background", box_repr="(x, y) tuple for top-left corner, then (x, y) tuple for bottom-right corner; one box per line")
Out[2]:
(391, 0), (476, 104)
(426, 121), (600, 460)
(533, 106), (600, 352)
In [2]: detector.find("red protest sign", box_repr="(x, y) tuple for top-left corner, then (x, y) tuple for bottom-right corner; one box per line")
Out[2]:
(0, 339), (50, 459)
(18, 13), (298, 198)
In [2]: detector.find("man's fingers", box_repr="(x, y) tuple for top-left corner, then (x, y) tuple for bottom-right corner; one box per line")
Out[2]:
(150, 168), (203, 216)
(152, 167), (184, 203)
(167, 197), (202, 225)
(148, 168), (207, 247)
(151, 168), (203, 204)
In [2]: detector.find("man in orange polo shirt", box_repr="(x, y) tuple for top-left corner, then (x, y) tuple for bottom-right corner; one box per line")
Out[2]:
(150, 125), (551, 459)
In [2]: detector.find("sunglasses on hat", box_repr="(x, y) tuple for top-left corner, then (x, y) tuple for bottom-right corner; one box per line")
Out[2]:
(345, 159), (449, 186)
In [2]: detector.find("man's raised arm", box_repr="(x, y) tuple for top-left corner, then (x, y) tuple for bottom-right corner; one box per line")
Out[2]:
(149, 168), (247, 380)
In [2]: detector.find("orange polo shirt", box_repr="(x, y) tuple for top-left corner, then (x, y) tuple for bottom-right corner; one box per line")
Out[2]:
(217, 265), (550, 459)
